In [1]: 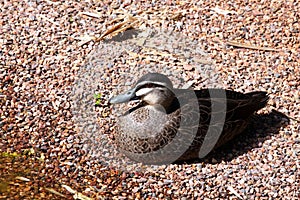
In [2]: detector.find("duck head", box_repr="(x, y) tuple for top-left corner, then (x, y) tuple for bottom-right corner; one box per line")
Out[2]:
(109, 73), (175, 109)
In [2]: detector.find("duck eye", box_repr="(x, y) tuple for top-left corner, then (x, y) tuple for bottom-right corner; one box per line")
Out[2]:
(146, 83), (155, 88)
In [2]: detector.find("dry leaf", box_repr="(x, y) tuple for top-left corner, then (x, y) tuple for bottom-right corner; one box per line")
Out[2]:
(73, 35), (96, 46)
(96, 17), (139, 41)
(98, 21), (128, 40)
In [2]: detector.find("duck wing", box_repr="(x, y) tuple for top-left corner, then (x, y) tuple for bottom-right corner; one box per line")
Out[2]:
(190, 89), (268, 120)
(174, 88), (269, 158)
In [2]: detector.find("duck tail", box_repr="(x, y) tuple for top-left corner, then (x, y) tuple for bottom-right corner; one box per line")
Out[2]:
(247, 91), (269, 110)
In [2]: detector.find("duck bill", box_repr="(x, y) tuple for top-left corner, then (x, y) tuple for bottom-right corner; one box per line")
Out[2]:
(109, 88), (138, 104)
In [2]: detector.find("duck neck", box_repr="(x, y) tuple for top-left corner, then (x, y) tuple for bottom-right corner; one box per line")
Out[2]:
(150, 97), (179, 114)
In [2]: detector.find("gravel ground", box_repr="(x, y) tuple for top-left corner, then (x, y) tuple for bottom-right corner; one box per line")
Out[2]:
(1, 0), (299, 199)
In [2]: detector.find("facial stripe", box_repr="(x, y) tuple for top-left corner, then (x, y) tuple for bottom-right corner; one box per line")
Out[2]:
(135, 87), (166, 96)
(135, 88), (154, 96)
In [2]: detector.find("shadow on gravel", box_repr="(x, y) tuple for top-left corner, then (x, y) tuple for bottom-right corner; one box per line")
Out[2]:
(106, 29), (142, 42)
(177, 109), (290, 165)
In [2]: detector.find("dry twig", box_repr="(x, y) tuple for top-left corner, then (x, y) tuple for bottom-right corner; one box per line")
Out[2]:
(226, 40), (280, 51)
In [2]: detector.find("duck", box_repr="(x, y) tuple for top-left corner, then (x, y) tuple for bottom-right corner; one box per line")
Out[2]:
(109, 73), (269, 165)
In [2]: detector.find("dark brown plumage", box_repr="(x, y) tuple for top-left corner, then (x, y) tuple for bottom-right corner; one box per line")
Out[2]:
(110, 73), (268, 164)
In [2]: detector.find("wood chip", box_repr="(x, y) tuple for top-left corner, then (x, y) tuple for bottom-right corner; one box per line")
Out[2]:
(15, 177), (30, 182)
(62, 184), (76, 194)
(44, 188), (66, 198)
(80, 12), (101, 19)
(62, 185), (93, 200)
(38, 14), (60, 26)
(211, 7), (237, 15)
(227, 185), (244, 199)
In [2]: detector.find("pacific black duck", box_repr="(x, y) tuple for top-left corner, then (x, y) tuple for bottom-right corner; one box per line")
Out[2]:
(109, 73), (268, 164)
